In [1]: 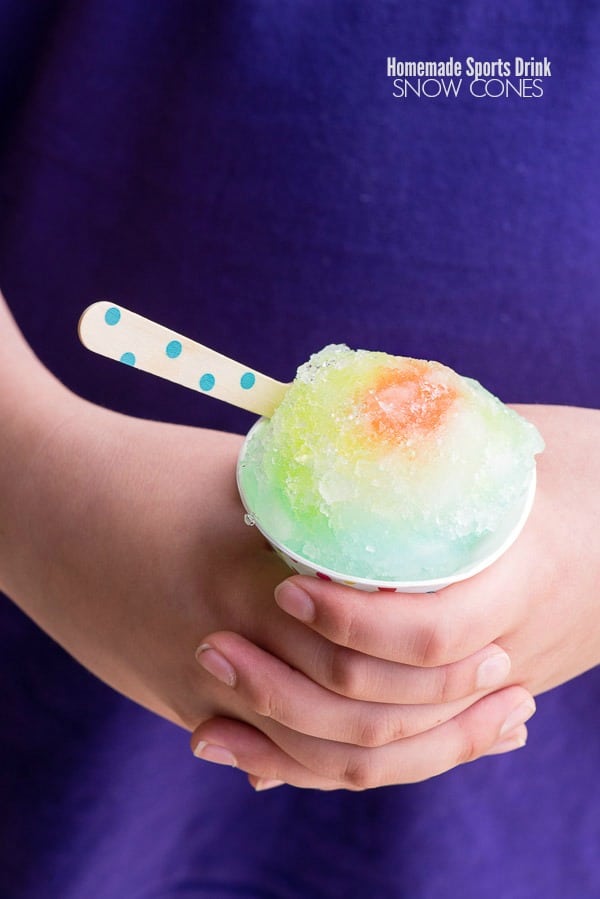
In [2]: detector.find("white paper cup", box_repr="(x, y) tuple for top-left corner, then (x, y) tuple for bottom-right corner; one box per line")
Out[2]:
(237, 418), (537, 594)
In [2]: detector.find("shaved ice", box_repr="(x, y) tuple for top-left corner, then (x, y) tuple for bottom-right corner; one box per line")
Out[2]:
(238, 345), (544, 581)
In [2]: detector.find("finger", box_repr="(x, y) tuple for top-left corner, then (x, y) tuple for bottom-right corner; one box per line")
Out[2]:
(195, 631), (496, 745)
(294, 638), (511, 704)
(483, 724), (528, 755)
(251, 686), (536, 789)
(190, 717), (530, 794)
(274, 574), (511, 667)
(190, 716), (345, 791)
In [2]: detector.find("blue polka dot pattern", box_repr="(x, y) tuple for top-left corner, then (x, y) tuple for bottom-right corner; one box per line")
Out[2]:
(120, 352), (136, 366)
(240, 371), (256, 390)
(105, 306), (121, 325)
(166, 340), (182, 358)
(199, 373), (215, 391)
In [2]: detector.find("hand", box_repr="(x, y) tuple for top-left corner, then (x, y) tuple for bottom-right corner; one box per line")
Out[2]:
(1, 375), (534, 792)
(267, 405), (600, 699)
(191, 404), (597, 789)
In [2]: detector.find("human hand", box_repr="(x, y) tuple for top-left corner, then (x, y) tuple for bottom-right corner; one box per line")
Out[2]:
(267, 405), (600, 697)
(192, 404), (596, 789)
(191, 568), (534, 792)
(1, 368), (534, 792)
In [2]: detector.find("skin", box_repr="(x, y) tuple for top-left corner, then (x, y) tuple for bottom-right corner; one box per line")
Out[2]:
(191, 402), (600, 788)
(1, 291), (597, 791)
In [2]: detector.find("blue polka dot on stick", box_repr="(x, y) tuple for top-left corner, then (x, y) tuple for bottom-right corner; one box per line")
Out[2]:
(240, 371), (256, 390)
(120, 351), (136, 366)
(199, 373), (215, 391)
(105, 306), (121, 326)
(166, 339), (182, 358)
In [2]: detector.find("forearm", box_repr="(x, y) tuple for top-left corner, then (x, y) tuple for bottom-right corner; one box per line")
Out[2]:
(0, 290), (66, 419)
(0, 290), (78, 592)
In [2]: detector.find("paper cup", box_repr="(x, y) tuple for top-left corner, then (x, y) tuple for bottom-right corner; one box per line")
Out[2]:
(237, 418), (537, 594)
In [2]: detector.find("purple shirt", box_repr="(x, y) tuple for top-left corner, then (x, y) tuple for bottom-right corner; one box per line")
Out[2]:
(1, 2), (599, 896)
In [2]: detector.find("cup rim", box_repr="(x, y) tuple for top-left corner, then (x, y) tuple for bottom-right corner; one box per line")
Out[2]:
(236, 418), (537, 590)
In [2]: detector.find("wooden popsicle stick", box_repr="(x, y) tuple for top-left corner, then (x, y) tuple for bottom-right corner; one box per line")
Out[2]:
(78, 301), (290, 417)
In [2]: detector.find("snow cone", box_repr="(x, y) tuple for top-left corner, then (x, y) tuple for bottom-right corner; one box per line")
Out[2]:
(237, 345), (544, 592)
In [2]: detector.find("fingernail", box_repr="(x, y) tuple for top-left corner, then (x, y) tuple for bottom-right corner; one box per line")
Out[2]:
(254, 778), (286, 791)
(195, 644), (237, 687)
(274, 583), (315, 623)
(487, 730), (528, 755)
(194, 741), (237, 767)
(476, 650), (511, 690)
(500, 699), (536, 737)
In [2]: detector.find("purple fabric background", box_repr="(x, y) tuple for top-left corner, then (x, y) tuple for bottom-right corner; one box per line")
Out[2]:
(0, 2), (599, 896)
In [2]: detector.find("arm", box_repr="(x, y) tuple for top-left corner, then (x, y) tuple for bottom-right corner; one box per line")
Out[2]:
(0, 289), (534, 790)
(0, 294), (80, 595)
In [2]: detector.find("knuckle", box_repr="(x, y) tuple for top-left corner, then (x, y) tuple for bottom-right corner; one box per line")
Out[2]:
(415, 614), (453, 667)
(453, 717), (481, 766)
(355, 708), (402, 748)
(334, 604), (363, 649)
(250, 682), (277, 720)
(435, 663), (457, 704)
(340, 753), (378, 790)
(415, 623), (445, 667)
(327, 646), (365, 698)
